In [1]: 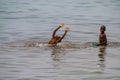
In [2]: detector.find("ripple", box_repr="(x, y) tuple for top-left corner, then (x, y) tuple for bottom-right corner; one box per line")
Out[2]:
(28, 9), (39, 12)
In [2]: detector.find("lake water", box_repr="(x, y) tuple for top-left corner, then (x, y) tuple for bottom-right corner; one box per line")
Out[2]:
(0, 0), (120, 80)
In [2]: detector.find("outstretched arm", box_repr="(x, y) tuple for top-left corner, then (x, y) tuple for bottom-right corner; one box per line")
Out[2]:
(52, 23), (64, 38)
(58, 27), (70, 42)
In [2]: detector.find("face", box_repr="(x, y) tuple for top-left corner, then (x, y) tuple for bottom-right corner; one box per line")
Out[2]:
(100, 26), (106, 32)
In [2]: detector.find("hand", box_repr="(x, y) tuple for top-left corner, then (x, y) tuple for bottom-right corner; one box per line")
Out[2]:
(59, 23), (64, 27)
(65, 27), (70, 32)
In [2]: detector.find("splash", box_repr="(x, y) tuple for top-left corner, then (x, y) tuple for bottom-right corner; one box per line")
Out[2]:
(6, 40), (120, 49)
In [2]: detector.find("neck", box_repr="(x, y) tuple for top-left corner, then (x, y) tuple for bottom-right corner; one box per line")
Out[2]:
(101, 31), (104, 34)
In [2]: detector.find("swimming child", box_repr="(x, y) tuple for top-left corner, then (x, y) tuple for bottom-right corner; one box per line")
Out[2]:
(48, 23), (70, 45)
(98, 25), (107, 46)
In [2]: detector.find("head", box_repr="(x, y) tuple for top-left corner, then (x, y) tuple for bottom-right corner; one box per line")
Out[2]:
(100, 25), (106, 33)
(55, 35), (61, 42)
(55, 35), (61, 39)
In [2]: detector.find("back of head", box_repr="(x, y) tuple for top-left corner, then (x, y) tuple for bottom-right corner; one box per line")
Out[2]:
(55, 35), (61, 39)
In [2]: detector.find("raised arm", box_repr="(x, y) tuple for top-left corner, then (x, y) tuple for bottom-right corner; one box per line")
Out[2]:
(52, 23), (64, 38)
(58, 27), (70, 42)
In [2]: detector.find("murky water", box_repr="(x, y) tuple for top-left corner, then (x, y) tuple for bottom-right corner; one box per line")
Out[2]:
(0, 0), (120, 80)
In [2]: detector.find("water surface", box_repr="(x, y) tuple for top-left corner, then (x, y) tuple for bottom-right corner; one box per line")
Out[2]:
(0, 0), (120, 80)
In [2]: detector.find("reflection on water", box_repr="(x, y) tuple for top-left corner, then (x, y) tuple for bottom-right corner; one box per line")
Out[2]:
(51, 46), (66, 68)
(51, 46), (66, 61)
(98, 46), (106, 72)
(98, 46), (106, 61)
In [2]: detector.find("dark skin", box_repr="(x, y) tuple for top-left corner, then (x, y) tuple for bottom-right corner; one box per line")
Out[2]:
(97, 25), (107, 46)
(48, 23), (69, 45)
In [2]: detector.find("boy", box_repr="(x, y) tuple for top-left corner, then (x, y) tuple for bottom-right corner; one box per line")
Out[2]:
(98, 25), (107, 46)
(48, 23), (70, 45)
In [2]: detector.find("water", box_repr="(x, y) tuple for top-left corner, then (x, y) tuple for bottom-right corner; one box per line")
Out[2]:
(0, 0), (120, 80)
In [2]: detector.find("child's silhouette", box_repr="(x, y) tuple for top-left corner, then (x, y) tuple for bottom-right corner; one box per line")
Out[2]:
(98, 25), (107, 46)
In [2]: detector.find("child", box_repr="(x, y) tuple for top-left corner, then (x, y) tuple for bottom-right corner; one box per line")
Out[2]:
(48, 23), (70, 45)
(98, 25), (107, 46)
